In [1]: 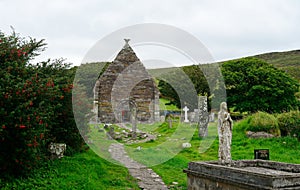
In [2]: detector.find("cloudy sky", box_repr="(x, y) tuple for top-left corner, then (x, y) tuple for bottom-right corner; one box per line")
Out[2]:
(0, 0), (299, 67)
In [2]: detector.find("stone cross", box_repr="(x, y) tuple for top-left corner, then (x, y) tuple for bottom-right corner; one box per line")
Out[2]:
(183, 106), (189, 122)
(124, 38), (130, 48)
(131, 106), (137, 139)
(198, 96), (209, 137)
(168, 117), (172, 128)
(218, 102), (233, 165)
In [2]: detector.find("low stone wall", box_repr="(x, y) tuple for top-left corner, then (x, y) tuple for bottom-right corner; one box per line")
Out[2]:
(184, 160), (300, 190)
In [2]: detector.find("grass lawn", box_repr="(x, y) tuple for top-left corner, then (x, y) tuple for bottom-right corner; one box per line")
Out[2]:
(1, 149), (139, 190)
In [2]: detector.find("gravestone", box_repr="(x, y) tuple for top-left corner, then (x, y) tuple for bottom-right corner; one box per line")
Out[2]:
(254, 149), (269, 160)
(131, 106), (137, 139)
(198, 96), (208, 137)
(189, 112), (195, 122)
(218, 102), (233, 165)
(183, 106), (189, 123)
(209, 112), (215, 122)
(193, 109), (199, 122)
(48, 142), (67, 159)
(167, 117), (172, 128)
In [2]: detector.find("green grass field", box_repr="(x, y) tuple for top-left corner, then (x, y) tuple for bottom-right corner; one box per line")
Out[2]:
(2, 118), (300, 189)
(1, 150), (139, 190)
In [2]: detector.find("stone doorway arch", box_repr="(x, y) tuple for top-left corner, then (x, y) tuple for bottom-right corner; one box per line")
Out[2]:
(116, 99), (137, 123)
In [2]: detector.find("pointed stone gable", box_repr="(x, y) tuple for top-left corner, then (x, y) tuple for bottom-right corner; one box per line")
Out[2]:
(96, 39), (160, 123)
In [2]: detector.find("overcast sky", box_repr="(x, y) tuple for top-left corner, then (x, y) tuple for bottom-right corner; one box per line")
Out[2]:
(0, 0), (299, 67)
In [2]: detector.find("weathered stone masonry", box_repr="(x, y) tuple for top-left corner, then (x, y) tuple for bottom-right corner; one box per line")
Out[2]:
(95, 40), (160, 123)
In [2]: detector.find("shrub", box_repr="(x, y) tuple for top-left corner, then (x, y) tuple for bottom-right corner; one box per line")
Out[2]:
(0, 31), (50, 177)
(246, 112), (280, 136)
(277, 111), (300, 140)
(0, 31), (88, 178)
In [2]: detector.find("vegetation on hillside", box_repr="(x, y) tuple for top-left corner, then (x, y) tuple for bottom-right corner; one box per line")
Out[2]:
(252, 50), (300, 81)
(157, 57), (299, 114)
(221, 58), (299, 113)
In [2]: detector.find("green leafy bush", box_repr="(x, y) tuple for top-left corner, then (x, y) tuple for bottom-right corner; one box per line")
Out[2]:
(221, 58), (299, 113)
(277, 111), (300, 140)
(246, 112), (280, 136)
(0, 31), (88, 178)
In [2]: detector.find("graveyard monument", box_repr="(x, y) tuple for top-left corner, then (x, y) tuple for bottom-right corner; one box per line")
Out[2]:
(217, 102), (233, 165)
(198, 96), (209, 138)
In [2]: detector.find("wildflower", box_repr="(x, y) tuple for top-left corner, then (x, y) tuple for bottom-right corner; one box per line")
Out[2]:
(20, 125), (26, 129)
(17, 49), (22, 57)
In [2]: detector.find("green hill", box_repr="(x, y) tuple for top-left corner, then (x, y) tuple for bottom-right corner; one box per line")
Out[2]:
(250, 49), (300, 81)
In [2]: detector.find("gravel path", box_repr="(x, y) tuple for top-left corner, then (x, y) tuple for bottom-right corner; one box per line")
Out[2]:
(109, 143), (168, 190)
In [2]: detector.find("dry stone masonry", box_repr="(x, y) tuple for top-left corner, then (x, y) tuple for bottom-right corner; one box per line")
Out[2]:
(95, 39), (160, 123)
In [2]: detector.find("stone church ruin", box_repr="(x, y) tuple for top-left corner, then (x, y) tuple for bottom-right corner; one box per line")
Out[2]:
(94, 39), (160, 123)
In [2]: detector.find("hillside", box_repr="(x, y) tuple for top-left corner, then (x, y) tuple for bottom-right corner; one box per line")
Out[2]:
(250, 49), (300, 81)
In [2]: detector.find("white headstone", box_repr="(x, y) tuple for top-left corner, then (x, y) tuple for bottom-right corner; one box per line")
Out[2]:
(183, 106), (189, 122)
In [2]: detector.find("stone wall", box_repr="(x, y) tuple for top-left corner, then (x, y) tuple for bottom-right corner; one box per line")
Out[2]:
(96, 40), (159, 123)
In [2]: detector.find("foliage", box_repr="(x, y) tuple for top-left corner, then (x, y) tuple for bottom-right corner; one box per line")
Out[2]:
(74, 62), (109, 99)
(245, 112), (280, 136)
(182, 65), (209, 97)
(0, 31), (87, 178)
(277, 111), (300, 140)
(221, 58), (299, 113)
(0, 31), (49, 177)
(159, 98), (180, 111)
(157, 65), (210, 110)
(158, 80), (180, 107)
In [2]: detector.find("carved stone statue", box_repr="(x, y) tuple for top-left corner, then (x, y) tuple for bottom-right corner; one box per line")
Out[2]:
(218, 102), (233, 165)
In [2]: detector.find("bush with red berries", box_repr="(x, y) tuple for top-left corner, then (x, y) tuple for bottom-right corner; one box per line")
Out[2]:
(0, 31), (88, 178)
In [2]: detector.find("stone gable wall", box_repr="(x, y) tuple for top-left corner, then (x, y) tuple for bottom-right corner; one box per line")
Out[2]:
(96, 43), (159, 123)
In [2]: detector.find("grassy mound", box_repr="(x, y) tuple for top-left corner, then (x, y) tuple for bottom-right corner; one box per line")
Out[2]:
(246, 112), (280, 136)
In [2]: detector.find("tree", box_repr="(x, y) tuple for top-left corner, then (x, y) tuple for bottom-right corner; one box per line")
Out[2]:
(157, 65), (210, 110)
(221, 58), (299, 113)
